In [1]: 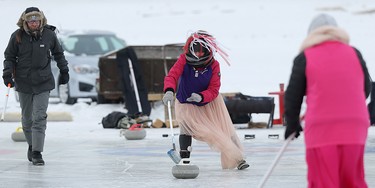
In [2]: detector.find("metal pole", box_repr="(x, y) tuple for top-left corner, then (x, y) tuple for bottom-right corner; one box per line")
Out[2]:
(128, 58), (142, 113)
(1, 84), (11, 121)
(257, 132), (296, 188)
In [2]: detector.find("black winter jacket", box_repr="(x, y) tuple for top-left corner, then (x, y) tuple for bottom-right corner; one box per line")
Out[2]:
(3, 26), (68, 94)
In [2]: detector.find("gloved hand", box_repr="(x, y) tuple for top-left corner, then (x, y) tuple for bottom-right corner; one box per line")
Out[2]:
(2, 74), (15, 88)
(162, 91), (174, 106)
(284, 123), (303, 140)
(59, 71), (69, 85)
(186, 93), (202, 103)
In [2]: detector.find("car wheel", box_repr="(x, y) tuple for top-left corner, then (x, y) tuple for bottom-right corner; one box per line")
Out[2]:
(58, 84), (77, 105)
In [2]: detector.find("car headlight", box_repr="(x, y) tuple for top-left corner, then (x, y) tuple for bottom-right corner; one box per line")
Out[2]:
(73, 64), (99, 74)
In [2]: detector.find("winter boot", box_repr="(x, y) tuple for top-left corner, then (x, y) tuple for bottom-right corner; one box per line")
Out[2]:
(27, 145), (32, 162)
(32, 151), (45, 166)
(237, 159), (249, 170)
(179, 134), (192, 164)
(180, 150), (191, 164)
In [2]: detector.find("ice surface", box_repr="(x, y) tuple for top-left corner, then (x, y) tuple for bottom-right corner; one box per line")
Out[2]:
(1, 0), (375, 187)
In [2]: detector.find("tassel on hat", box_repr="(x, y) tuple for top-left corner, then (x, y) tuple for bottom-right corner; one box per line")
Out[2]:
(184, 30), (231, 66)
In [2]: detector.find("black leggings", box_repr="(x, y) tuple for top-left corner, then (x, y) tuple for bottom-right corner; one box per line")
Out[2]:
(179, 134), (192, 158)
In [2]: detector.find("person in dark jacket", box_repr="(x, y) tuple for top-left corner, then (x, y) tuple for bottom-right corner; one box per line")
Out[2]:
(284, 14), (371, 187)
(2, 7), (69, 165)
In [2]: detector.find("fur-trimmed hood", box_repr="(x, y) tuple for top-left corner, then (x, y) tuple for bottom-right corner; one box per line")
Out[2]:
(16, 7), (47, 33)
(300, 25), (349, 51)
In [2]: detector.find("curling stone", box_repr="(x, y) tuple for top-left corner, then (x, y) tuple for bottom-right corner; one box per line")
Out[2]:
(162, 133), (179, 137)
(11, 127), (26, 142)
(172, 158), (199, 179)
(123, 124), (146, 140)
(268, 134), (279, 139)
(244, 134), (255, 139)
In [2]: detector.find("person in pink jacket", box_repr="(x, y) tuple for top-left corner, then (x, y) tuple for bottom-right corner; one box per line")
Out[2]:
(284, 14), (372, 187)
(162, 30), (249, 170)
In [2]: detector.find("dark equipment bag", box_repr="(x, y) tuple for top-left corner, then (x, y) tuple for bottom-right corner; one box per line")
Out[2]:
(101, 111), (152, 129)
(224, 93), (275, 128)
(101, 111), (127, 128)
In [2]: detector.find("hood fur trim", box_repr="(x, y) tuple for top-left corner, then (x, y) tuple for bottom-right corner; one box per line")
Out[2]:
(300, 25), (349, 51)
(16, 10), (47, 32)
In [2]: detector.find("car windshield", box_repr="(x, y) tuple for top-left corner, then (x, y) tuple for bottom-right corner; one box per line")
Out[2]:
(61, 34), (126, 55)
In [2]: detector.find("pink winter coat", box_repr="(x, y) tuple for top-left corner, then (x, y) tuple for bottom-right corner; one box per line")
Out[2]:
(285, 26), (371, 148)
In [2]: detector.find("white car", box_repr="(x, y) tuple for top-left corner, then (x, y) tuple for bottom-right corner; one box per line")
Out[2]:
(50, 30), (126, 104)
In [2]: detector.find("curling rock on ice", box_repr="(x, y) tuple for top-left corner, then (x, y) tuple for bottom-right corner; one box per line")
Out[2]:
(11, 127), (26, 142)
(172, 159), (199, 179)
(123, 124), (146, 140)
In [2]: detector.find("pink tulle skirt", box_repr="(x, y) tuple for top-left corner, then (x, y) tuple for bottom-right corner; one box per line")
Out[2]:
(175, 95), (245, 169)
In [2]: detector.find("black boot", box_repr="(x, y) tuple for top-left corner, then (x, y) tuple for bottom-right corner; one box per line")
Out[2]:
(27, 145), (32, 162)
(237, 159), (249, 170)
(180, 150), (191, 164)
(179, 134), (192, 164)
(32, 151), (45, 166)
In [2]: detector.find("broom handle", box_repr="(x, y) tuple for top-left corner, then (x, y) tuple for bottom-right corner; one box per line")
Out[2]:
(128, 58), (142, 113)
(1, 84), (11, 121)
(167, 101), (177, 150)
(257, 132), (296, 188)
